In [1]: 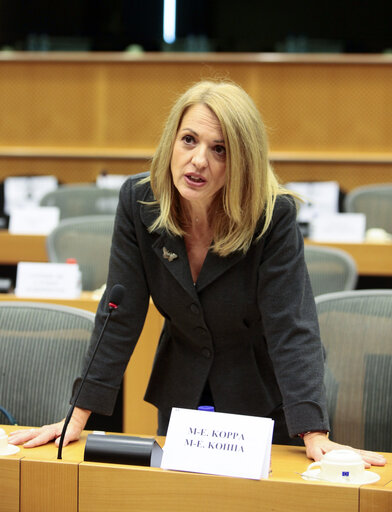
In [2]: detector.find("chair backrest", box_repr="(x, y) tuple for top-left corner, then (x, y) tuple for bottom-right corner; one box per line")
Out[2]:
(316, 290), (392, 452)
(0, 302), (94, 427)
(304, 245), (358, 297)
(344, 183), (392, 232)
(46, 215), (115, 291)
(40, 184), (120, 220)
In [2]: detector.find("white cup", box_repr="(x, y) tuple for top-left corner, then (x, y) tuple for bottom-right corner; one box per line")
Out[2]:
(0, 428), (9, 452)
(306, 449), (365, 483)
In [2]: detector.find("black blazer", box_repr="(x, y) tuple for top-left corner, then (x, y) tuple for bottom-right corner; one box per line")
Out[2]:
(74, 173), (329, 438)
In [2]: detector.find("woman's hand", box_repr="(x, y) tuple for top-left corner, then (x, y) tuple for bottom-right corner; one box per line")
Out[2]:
(303, 431), (387, 468)
(8, 407), (91, 448)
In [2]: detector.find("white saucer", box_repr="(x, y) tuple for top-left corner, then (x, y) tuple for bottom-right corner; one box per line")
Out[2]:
(0, 444), (20, 456)
(301, 468), (380, 485)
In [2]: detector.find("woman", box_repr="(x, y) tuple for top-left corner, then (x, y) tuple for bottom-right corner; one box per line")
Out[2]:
(9, 80), (386, 466)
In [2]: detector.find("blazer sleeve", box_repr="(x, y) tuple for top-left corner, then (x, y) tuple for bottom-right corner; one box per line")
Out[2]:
(257, 195), (330, 436)
(72, 176), (150, 415)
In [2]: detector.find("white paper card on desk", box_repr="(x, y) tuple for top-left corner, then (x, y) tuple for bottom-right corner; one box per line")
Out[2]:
(9, 206), (60, 235)
(309, 213), (366, 242)
(160, 407), (274, 480)
(15, 262), (82, 298)
(286, 181), (340, 223)
(4, 175), (58, 215)
(96, 174), (128, 189)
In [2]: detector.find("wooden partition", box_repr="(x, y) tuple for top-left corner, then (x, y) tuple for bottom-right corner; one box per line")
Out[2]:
(0, 52), (391, 190)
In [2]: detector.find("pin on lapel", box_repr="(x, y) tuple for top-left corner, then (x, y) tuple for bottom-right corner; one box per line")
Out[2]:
(162, 246), (178, 262)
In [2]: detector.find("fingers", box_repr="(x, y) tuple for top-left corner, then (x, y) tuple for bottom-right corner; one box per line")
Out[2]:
(8, 428), (42, 446)
(357, 450), (387, 467)
(23, 425), (62, 448)
(305, 444), (323, 462)
(54, 426), (80, 448)
(304, 436), (387, 467)
(8, 423), (63, 448)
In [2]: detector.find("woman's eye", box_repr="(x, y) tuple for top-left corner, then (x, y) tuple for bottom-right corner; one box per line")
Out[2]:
(182, 135), (195, 144)
(214, 145), (226, 157)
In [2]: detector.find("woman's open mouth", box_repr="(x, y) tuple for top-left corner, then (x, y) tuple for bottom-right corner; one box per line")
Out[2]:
(185, 174), (206, 185)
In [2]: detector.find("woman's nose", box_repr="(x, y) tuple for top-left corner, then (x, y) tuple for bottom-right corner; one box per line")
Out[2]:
(191, 146), (208, 168)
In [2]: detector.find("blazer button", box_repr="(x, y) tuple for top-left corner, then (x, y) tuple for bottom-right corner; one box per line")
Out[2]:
(201, 347), (212, 358)
(190, 303), (199, 314)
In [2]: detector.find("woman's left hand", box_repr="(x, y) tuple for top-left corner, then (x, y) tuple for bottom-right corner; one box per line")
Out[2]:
(303, 432), (387, 468)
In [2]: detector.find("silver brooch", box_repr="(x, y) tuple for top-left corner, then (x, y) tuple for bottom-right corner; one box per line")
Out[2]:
(163, 246), (178, 262)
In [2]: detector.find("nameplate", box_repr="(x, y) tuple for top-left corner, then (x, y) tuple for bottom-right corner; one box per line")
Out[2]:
(96, 174), (128, 189)
(310, 213), (366, 242)
(286, 181), (340, 223)
(160, 407), (274, 480)
(4, 175), (58, 215)
(9, 206), (60, 235)
(15, 262), (82, 298)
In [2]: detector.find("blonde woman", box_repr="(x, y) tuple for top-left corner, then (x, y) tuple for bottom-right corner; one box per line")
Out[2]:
(9, 81), (386, 467)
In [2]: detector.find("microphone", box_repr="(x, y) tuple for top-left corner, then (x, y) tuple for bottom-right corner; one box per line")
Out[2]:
(57, 284), (125, 459)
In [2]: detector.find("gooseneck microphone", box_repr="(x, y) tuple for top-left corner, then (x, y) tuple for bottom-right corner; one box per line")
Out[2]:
(57, 284), (125, 459)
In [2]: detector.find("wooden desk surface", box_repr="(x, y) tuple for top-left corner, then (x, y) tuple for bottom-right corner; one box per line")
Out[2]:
(0, 231), (47, 264)
(304, 239), (392, 277)
(0, 291), (100, 313)
(1, 230), (391, 276)
(78, 445), (392, 512)
(1, 425), (392, 512)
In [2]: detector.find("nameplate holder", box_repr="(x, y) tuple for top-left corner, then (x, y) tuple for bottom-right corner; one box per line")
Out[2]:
(160, 407), (274, 480)
(15, 262), (82, 299)
(309, 213), (366, 242)
(9, 206), (60, 235)
(84, 434), (163, 468)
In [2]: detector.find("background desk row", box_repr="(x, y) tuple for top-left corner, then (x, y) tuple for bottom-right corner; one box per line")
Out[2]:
(1, 231), (392, 277)
(1, 424), (391, 512)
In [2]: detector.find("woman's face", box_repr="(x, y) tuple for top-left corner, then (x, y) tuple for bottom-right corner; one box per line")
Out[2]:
(170, 103), (226, 210)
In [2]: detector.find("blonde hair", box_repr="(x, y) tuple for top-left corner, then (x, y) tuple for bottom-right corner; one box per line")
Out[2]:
(144, 80), (292, 257)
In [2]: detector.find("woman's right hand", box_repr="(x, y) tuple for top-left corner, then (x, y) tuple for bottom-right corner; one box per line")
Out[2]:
(7, 407), (91, 448)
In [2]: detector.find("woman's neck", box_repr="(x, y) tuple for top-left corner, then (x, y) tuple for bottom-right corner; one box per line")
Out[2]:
(180, 200), (214, 283)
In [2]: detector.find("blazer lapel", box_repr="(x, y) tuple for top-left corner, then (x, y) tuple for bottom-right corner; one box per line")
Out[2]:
(141, 201), (197, 298)
(196, 249), (245, 292)
(141, 200), (245, 295)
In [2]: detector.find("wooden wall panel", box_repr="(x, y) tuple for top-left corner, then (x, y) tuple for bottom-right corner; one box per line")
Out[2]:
(0, 53), (391, 188)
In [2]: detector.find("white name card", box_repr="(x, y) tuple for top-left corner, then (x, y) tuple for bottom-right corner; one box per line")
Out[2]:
(96, 174), (128, 189)
(15, 262), (82, 299)
(309, 213), (366, 242)
(286, 181), (340, 223)
(9, 206), (60, 235)
(4, 175), (58, 215)
(160, 407), (274, 480)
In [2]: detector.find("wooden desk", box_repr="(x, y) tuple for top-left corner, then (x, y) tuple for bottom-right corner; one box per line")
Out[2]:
(0, 291), (100, 313)
(2, 230), (391, 276)
(78, 446), (392, 512)
(78, 445), (358, 512)
(0, 427), (22, 512)
(1, 425), (392, 512)
(1, 424), (87, 512)
(360, 479), (392, 512)
(0, 231), (47, 264)
(304, 239), (392, 277)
